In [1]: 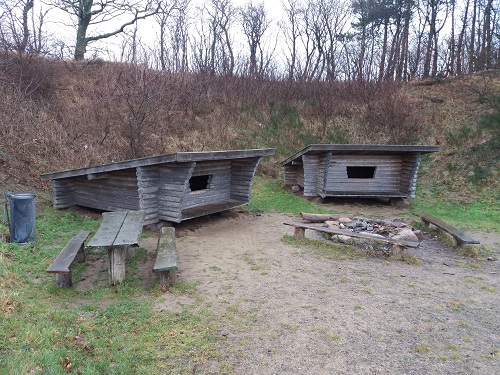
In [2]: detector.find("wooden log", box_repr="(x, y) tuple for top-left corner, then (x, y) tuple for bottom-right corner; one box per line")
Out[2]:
(300, 213), (355, 222)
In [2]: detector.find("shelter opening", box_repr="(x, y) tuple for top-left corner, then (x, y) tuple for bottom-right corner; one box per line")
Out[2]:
(346, 166), (376, 179)
(189, 175), (212, 191)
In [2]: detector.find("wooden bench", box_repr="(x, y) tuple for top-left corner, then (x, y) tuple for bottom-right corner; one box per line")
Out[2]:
(418, 213), (480, 247)
(284, 221), (419, 259)
(46, 230), (91, 287)
(154, 227), (178, 287)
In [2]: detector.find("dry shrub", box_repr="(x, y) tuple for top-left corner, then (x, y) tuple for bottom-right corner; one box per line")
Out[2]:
(361, 82), (427, 144)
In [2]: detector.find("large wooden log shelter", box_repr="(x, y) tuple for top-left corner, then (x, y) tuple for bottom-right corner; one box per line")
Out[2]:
(41, 149), (274, 225)
(281, 144), (440, 199)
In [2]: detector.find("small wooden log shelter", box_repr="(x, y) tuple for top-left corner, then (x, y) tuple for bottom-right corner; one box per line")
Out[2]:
(281, 144), (439, 199)
(41, 149), (274, 225)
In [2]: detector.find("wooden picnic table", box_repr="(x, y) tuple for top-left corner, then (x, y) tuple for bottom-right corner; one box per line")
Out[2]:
(87, 210), (145, 285)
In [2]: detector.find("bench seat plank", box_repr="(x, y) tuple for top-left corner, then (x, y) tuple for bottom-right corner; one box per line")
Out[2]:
(154, 227), (178, 287)
(284, 221), (419, 248)
(418, 213), (480, 246)
(47, 230), (91, 274)
(114, 210), (146, 246)
(154, 227), (177, 272)
(87, 212), (126, 247)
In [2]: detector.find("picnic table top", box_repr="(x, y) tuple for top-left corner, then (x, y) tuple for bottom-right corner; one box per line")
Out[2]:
(87, 210), (145, 248)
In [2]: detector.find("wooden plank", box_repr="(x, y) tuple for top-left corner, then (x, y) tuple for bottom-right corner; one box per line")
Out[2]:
(283, 221), (419, 248)
(47, 230), (91, 273)
(418, 213), (480, 245)
(114, 210), (145, 246)
(87, 211), (128, 247)
(181, 199), (246, 220)
(154, 227), (178, 272)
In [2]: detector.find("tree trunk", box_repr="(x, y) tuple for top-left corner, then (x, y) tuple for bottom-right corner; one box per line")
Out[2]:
(74, 14), (92, 60)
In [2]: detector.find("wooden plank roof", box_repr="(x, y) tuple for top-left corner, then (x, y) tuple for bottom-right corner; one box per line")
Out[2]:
(281, 144), (440, 166)
(41, 148), (275, 180)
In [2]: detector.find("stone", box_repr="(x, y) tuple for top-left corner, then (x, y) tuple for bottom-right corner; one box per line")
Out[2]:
(291, 184), (301, 192)
(338, 217), (353, 223)
(412, 229), (424, 241)
(392, 228), (419, 242)
(334, 235), (352, 243)
(325, 221), (340, 230)
(325, 220), (339, 226)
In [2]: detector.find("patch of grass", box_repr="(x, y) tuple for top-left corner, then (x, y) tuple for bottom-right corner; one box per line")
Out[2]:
(0, 208), (228, 374)
(483, 349), (500, 359)
(282, 235), (359, 260)
(411, 190), (499, 231)
(402, 254), (421, 264)
(328, 334), (342, 342)
(415, 344), (431, 353)
(245, 177), (330, 214)
(169, 281), (199, 296)
(481, 285), (497, 293)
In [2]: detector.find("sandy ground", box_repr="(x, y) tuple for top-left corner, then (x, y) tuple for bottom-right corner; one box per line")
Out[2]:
(144, 206), (500, 375)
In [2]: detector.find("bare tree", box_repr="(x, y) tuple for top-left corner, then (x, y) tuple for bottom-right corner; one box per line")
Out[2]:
(421, 0), (449, 78)
(239, 1), (270, 77)
(191, 0), (236, 75)
(0, 0), (44, 54)
(155, 0), (187, 72)
(280, 0), (303, 80)
(51, 0), (163, 60)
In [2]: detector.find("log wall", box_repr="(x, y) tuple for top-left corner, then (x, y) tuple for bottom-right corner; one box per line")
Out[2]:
(69, 170), (140, 211)
(51, 179), (74, 209)
(137, 166), (160, 225)
(182, 161), (232, 210)
(302, 154), (322, 197)
(230, 157), (261, 201)
(401, 154), (421, 198)
(324, 154), (403, 195)
(157, 162), (195, 222)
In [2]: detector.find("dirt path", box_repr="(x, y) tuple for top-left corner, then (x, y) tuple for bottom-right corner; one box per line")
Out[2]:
(151, 210), (500, 374)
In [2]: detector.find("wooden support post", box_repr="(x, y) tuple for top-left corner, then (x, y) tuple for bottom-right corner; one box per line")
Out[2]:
(55, 273), (72, 287)
(75, 245), (85, 263)
(294, 227), (305, 239)
(108, 247), (126, 285)
(392, 244), (404, 260)
(126, 245), (136, 259)
(159, 270), (177, 287)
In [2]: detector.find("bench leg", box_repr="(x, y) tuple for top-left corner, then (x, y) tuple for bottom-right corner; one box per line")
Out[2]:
(74, 244), (86, 263)
(56, 272), (72, 287)
(294, 227), (305, 239)
(108, 247), (126, 285)
(158, 270), (177, 288)
(421, 219), (430, 229)
(126, 245), (136, 259)
(392, 245), (404, 260)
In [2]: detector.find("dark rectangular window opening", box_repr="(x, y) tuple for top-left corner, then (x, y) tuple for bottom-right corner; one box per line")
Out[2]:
(189, 175), (212, 191)
(346, 166), (376, 178)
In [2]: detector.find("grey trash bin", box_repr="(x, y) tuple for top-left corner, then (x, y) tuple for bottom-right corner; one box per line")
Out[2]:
(4, 192), (36, 244)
